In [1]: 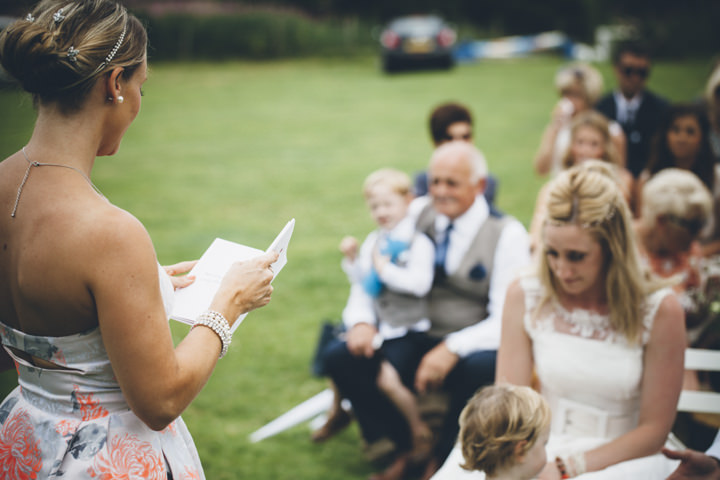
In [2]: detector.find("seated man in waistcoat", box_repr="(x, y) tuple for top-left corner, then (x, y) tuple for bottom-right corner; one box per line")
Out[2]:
(324, 141), (530, 480)
(411, 141), (531, 478)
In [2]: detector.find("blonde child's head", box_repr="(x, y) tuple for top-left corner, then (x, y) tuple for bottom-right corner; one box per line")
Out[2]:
(363, 168), (413, 199)
(561, 111), (621, 170)
(459, 384), (551, 478)
(362, 168), (413, 230)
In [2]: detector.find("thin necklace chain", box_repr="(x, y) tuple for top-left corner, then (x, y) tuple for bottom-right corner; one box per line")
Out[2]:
(10, 147), (106, 218)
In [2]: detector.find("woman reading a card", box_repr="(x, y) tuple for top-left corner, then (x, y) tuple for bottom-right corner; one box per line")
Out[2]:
(0, 1), (276, 478)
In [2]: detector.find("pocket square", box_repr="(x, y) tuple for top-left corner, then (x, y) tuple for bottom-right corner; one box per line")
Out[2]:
(469, 263), (486, 281)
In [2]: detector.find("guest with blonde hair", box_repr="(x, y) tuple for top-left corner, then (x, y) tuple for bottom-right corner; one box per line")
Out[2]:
(637, 103), (720, 256)
(322, 167), (437, 479)
(529, 111), (635, 256)
(534, 63), (626, 177)
(459, 384), (551, 480)
(637, 169), (720, 449)
(636, 168), (712, 294)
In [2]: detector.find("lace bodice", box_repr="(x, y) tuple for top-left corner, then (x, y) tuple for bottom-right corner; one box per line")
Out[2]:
(520, 275), (672, 439)
(522, 275), (666, 346)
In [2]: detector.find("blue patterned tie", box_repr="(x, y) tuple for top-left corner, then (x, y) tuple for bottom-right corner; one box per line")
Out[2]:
(435, 223), (453, 278)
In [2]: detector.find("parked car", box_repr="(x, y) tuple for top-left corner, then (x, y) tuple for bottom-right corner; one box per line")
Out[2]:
(379, 15), (456, 73)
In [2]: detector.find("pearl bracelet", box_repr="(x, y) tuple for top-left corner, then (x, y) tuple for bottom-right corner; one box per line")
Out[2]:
(192, 310), (231, 359)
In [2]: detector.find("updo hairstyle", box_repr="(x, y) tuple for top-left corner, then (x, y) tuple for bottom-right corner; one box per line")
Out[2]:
(459, 384), (551, 476)
(0, 0), (147, 114)
(539, 163), (649, 343)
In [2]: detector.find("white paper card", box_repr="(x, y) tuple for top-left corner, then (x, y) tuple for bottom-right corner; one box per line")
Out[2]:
(171, 219), (295, 333)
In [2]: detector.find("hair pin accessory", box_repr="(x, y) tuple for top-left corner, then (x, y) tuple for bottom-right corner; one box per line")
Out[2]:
(53, 8), (66, 23)
(25, 13), (35, 22)
(88, 23), (128, 77)
(102, 25), (126, 67)
(67, 46), (80, 63)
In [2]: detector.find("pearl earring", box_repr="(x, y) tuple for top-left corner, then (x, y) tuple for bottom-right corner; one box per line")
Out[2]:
(117, 96), (124, 104)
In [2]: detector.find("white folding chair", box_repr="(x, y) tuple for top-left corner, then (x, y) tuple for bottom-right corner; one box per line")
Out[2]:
(677, 348), (720, 415)
(670, 348), (720, 448)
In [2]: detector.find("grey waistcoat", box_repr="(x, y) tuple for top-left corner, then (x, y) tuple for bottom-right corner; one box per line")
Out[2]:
(416, 204), (509, 338)
(373, 235), (429, 329)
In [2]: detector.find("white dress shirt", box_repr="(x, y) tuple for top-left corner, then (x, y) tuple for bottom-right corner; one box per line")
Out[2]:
(614, 91), (643, 125)
(409, 195), (531, 357)
(341, 215), (434, 340)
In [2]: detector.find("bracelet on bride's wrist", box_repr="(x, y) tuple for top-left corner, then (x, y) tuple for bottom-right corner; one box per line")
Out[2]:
(192, 310), (231, 358)
(556, 452), (587, 478)
(555, 456), (570, 479)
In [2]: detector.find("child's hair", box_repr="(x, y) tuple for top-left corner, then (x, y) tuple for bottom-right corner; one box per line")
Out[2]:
(459, 384), (551, 476)
(561, 110), (621, 169)
(362, 168), (412, 199)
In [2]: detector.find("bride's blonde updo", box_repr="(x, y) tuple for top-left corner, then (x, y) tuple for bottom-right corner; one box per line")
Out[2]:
(0, 0), (146, 113)
(539, 162), (653, 343)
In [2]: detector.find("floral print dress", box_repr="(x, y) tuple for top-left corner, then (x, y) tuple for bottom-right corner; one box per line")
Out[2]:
(0, 267), (204, 479)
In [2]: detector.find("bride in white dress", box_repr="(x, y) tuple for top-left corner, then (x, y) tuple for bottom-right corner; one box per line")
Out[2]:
(433, 163), (685, 479)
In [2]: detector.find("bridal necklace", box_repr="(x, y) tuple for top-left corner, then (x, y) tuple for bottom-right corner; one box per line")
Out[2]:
(11, 146), (106, 218)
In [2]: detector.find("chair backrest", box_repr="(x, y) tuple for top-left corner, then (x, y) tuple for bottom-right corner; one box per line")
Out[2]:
(676, 348), (720, 415)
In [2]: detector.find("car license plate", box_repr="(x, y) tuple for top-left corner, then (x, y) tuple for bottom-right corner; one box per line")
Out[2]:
(404, 38), (434, 53)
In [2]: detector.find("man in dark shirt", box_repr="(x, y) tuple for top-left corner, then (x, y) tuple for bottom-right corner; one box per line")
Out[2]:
(596, 41), (670, 178)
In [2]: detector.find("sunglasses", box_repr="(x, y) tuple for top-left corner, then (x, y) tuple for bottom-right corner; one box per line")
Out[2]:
(620, 66), (649, 79)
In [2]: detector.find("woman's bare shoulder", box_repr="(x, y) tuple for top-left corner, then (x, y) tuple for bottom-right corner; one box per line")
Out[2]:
(71, 201), (157, 268)
(648, 292), (685, 344)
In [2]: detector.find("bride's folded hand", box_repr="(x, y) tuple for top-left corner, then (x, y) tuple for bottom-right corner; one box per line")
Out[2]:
(163, 260), (199, 290)
(212, 251), (279, 323)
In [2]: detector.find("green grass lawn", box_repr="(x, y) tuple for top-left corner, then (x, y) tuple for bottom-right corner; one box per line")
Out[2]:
(0, 55), (712, 479)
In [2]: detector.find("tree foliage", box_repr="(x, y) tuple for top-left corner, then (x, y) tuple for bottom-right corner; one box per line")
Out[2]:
(2, 0), (716, 58)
